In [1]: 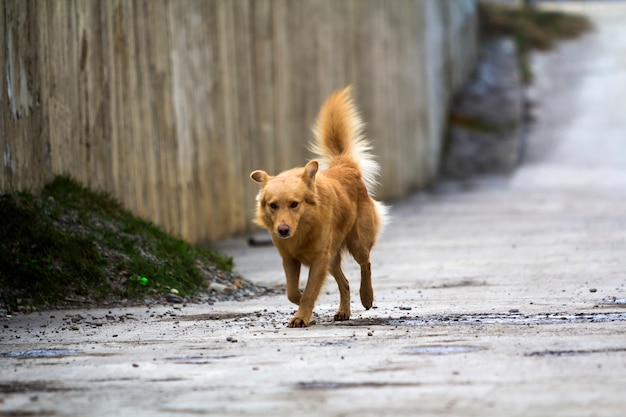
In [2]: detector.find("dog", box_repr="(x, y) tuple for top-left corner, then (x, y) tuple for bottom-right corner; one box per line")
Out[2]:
(250, 87), (388, 327)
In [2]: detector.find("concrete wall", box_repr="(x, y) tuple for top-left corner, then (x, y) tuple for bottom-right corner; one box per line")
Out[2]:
(0, 0), (478, 243)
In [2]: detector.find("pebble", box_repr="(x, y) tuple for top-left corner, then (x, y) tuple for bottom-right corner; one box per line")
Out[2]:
(589, 288), (597, 293)
(209, 282), (231, 293)
(165, 294), (184, 304)
(509, 308), (520, 313)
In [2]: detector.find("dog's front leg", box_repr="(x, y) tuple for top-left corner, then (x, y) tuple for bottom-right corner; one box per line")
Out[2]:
(283, 257), (301, 305)
(288, 260), (328, 327)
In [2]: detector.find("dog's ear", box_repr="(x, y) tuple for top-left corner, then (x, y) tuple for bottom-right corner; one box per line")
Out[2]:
(250, 170), (269, 185)
(302, 161), (318, 187)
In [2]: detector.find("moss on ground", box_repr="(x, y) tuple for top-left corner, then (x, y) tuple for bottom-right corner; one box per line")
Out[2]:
(448, 113), (519, 134)
(0, 176), (237, 312)
(479, 2), (592, 83)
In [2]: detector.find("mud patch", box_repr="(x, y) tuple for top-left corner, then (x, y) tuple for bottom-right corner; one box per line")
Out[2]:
(390, 312), (626, 326)
(168, 312), (253, 321)
(339, 311), (626, 327)
(0, 381), (82, 394)
(525, 347), (626, 357)
(295, 381), (422, 390)
(90, 377), (138, 383)
(146, 377), (188, 382)
(402, 345), (484, 355)
(0, 411), (55, 417)
(316, 341), (353, 348)
(430, 279), (487, 289)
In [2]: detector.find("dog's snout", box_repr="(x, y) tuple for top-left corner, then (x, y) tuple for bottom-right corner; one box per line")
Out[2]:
(277, 224), (291, 238)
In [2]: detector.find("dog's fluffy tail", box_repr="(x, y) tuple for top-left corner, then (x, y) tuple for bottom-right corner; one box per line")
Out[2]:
(310, 86), (380, 195)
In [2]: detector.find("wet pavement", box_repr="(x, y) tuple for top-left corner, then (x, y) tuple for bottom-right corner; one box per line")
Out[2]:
(2, 3), (626, 416)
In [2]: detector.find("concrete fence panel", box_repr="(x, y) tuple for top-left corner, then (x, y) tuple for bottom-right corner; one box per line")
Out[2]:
(1, 0), (478, 243)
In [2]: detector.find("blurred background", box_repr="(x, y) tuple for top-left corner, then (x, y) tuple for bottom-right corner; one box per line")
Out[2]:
(0, 1), (478, 243)
(0, 1), (601, 244)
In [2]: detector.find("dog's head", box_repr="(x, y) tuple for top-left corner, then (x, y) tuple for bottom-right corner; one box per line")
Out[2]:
(250, 161), (318, 239)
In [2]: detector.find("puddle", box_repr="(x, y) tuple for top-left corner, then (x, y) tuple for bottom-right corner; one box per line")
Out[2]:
(600, 296), (626, 307)
(402, 345), (483, 355)
(0, 349), (83, 358)
(296, 381), (422, 390)
(164, 355), (236, 364)
(525, 347), (626, 357)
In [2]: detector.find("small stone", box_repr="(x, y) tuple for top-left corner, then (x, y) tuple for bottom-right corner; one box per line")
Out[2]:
(209, 282), (230, 293)
(165, 294), (184, 304)
(589, 288), (597, 293)
(509, 308), (519, 313)
(398, 306), (412, 311)
(170, 288), (179, 295)
(226, 337), (238, 343)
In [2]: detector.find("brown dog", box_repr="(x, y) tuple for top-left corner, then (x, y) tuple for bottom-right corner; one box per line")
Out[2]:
(250, 87), (388, 327)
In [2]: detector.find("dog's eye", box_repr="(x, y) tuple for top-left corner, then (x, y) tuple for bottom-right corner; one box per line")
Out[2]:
(269, 203), (278, 210)
(290, 201), (299, 209)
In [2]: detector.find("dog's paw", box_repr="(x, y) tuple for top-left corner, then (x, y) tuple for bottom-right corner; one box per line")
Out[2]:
(334, 311), (350, 321)
(360, 292), (374, 310)
(287, 317), (309, 328)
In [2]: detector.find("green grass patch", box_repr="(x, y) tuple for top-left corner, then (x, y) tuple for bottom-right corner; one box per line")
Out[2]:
(0, 176), (235, 311)
(448, 113), (518, 134)
(479, 3), (592, 83)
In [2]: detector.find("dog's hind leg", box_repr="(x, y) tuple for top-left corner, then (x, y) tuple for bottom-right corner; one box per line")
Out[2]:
(330, 253), (351, 321)
(358, 260), (373, 310)
(359, 260), (374, 310)
(348, 241), (374, 310)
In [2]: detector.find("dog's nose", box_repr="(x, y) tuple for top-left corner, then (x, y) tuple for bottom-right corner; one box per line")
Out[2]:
(277, 224), (290, 238)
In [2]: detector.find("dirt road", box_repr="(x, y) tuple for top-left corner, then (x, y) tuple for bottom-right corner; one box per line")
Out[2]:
(2, 3), (626, 416)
